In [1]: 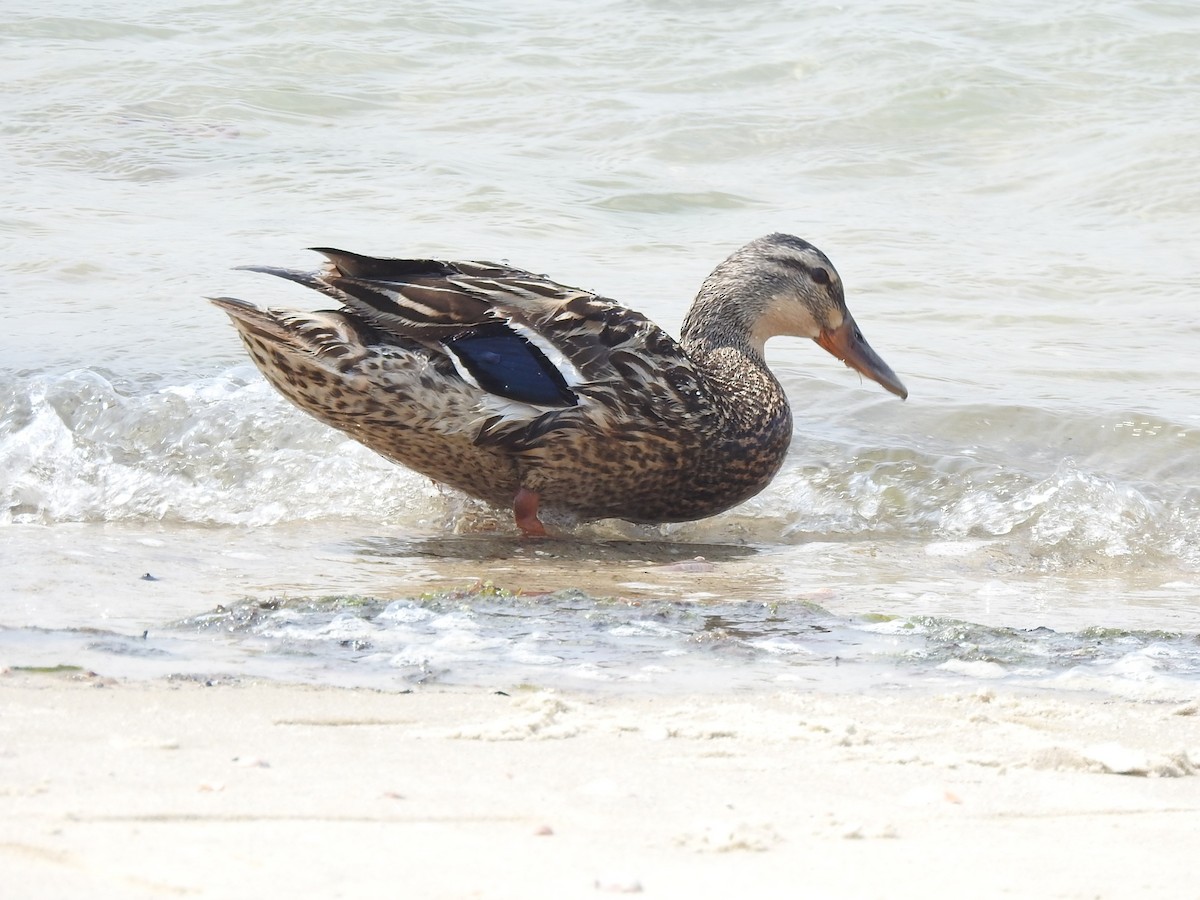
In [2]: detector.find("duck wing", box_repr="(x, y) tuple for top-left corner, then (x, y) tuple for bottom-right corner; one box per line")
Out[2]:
(242, 248), (699, 415)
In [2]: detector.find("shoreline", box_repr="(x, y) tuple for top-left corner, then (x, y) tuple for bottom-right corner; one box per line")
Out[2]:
(3, 671), (1198, 898)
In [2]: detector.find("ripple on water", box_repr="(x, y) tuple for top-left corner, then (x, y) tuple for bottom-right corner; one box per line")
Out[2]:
(147, 586), (1200, 699)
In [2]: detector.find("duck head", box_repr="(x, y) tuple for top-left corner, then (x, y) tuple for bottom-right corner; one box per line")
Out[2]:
(685, 233), (908, 400)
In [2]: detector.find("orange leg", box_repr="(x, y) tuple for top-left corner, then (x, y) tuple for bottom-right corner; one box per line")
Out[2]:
(513, 487), (548, 538)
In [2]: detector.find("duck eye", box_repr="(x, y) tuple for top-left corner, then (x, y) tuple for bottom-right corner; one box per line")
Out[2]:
(810, 266), (830, 286)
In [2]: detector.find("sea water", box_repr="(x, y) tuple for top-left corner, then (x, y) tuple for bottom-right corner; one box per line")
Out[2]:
(2, 0), (1199, 697)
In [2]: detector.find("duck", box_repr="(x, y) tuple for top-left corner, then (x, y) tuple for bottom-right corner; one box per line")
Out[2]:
(211, 233), (907, 536)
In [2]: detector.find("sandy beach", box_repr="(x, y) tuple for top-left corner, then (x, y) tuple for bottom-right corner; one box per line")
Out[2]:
(2, 671), (1198, 899)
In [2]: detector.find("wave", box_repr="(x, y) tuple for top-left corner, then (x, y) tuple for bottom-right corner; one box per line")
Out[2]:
(0, 367), (431, 527)
(2, 367), (1197, 569)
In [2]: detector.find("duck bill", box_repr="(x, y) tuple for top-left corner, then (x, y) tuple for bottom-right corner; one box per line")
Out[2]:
(815, 313), (908, 399)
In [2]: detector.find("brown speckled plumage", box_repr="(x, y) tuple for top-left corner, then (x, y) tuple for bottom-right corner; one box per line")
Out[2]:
(211, 234), (907, 533)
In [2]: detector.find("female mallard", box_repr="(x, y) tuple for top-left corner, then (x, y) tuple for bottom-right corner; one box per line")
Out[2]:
(212, 233), (906, 535)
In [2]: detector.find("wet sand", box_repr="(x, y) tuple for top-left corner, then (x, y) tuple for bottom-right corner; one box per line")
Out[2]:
(3, 672), (1198, 898)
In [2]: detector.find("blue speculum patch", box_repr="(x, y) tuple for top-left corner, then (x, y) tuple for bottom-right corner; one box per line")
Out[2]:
(445, 328), (577, 407)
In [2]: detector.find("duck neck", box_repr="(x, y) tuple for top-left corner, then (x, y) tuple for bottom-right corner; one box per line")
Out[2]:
(681, 280), (772, 367)
(680, 285), (768, 365)
(681, 289), (790, 435)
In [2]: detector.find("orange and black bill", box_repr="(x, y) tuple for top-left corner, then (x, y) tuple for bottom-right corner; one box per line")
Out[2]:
(815, 313), (908, 399)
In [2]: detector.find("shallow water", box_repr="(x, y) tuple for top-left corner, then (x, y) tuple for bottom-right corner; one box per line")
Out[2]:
(2, 1), (1199, 698)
